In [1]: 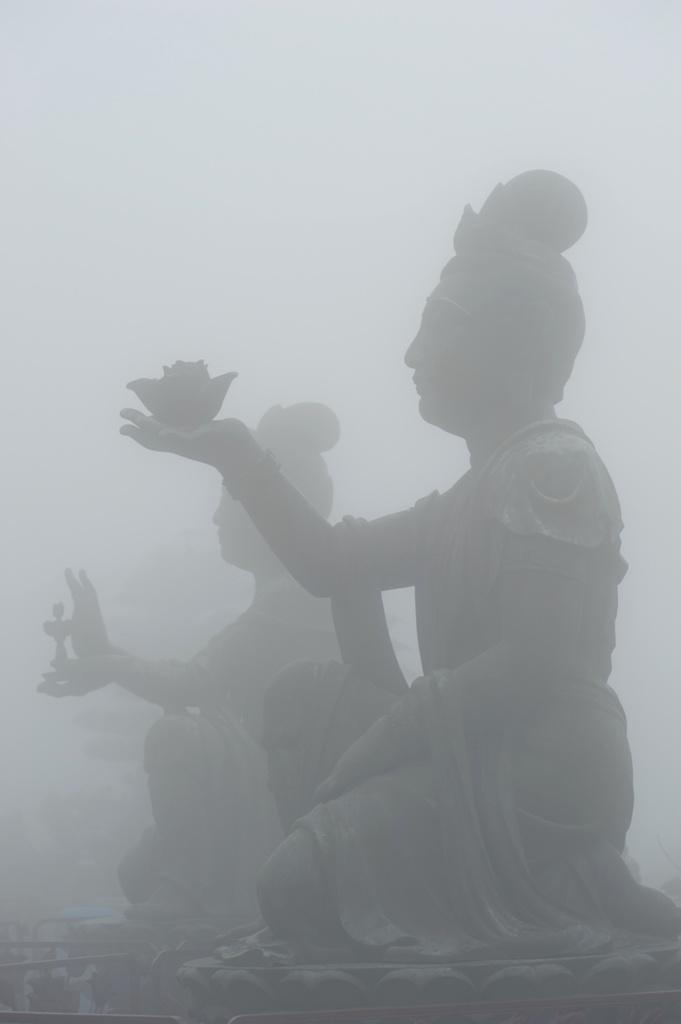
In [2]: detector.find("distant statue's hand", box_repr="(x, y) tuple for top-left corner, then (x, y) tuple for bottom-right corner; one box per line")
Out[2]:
(38, 654), (123, 697)
(61, 569), (115, 658)
(119, 411), (259, 476)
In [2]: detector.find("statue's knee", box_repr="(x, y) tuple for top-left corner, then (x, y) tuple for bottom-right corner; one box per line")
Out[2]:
(261, 660), (321, 744)
(263, 660), (356, 832)
(264, 660), (318, 714)
(144, 713), (201, 775)
(145, 713), (190, 751)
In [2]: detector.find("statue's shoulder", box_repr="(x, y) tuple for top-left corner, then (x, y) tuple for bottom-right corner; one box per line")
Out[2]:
(483, 421), (623, 547)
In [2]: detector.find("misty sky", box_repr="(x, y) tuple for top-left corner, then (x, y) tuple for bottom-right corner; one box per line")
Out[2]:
(1, 0), (681, 881)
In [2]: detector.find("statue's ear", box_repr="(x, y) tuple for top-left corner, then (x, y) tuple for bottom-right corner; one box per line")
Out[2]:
(510, 300), (555, 366)
(525, 300), (555, 344)
(518, 300), (559, 398)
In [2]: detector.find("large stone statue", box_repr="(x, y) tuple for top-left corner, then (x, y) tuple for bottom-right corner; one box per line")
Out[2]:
(118, 170), (679, 960)
(40, 403), (340, 923)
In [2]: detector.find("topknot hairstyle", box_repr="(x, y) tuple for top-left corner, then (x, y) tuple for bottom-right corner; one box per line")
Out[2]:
(254, 403), (340, 518)
(255, 402), (340, 455)
(440, 170), (588, 403)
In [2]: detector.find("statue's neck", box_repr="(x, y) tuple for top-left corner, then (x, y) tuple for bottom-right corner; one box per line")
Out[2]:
(252, 560), (290, 593)
(466, 400), (556, 467)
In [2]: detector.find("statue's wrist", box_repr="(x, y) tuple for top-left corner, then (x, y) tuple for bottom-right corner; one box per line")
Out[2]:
(221, 448), (282, 502)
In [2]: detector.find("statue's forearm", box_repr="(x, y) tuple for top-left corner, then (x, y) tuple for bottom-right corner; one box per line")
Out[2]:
(437, 632), (579, 735)
(236, 467), (344, 598)
(111, 656), (204, 710)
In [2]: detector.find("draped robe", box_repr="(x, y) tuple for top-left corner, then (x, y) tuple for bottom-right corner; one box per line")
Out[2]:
(270, 420), (677, 959)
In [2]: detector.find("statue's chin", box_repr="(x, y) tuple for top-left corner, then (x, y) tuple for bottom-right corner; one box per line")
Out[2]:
(417, 395), (438, 424)
(417, 397), (461, 437)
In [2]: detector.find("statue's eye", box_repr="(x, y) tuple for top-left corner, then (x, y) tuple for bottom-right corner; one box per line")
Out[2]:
(429, 319), (467, 345)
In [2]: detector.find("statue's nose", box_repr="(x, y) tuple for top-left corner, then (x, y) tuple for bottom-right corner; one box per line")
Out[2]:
(404, 333), (422, 369)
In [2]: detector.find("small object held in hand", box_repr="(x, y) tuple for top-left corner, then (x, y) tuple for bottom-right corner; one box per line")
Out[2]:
(126, 360), (238, 428)
(43, 601), (71, 668)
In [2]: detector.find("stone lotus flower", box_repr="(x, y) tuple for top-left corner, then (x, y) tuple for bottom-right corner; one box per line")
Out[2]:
(126, 360), (238, 428)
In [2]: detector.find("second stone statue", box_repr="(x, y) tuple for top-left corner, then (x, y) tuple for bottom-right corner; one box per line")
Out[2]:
(40, 401), (341, 924)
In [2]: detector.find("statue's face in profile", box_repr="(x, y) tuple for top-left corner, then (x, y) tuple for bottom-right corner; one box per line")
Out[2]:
(213, 489), (270, 571)
(404, 272), (507, 437)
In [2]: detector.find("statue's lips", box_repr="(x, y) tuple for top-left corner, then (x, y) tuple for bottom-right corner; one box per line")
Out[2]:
(413, 376), (436, 395)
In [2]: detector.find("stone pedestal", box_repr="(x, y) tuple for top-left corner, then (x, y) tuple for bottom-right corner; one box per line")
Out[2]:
(178, 945), (681, 1022)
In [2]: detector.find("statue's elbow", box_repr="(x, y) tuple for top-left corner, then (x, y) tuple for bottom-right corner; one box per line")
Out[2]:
(295, 572), (334, 599)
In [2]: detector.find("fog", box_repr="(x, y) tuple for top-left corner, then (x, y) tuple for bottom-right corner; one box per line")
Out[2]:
(1, 0), (680, 904)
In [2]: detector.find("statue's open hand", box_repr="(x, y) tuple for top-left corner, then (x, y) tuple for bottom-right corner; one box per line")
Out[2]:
(38, 654), (123, 697)
(120, 410), (258, 475)
(62, 569), (114, 658)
